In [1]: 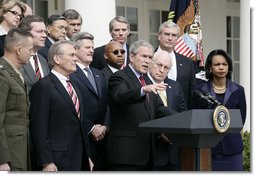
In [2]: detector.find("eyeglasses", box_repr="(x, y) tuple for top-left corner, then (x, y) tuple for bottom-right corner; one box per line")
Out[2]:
(112, 49), (125, 55)
(152, 60), (170, 72)
(7, 10), (24, 19)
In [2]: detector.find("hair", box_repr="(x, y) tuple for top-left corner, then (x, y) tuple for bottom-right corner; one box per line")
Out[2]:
(46, 14), (65, 26)
(129, 40), (154, 55)
(48, 40), (74, 68)
(62, 9), (82, 24)
(4, 27), (33, 52)
(158, 21), (180, 36)
(153, 50), (172, 67)
(109, 16), (130, 32)
(18, 15), (45, 31)
(0, 0), (26, 23)
(70, 31), (94, 49)
(205, 49), (233, 80)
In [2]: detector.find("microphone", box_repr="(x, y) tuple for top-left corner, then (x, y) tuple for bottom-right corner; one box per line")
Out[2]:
(194, 90), (214, 105)
(205, 93), (221, 106)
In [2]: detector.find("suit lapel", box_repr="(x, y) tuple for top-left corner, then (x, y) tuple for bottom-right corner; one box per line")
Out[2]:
(22, 62), (37, 83)
(91, 68), (101, 98)
(76, 66), (98, 97)
(38, 54), (50, 76)
(49, 73), (78, 117)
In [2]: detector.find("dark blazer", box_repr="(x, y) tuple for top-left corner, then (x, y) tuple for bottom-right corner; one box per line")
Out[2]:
(70, 66), (109, 170)
(19, 53), (50, 92)
(0, 58), (29, 170)
(37, 37), (53, 60)
(0, 35), (6, 57)
(91, 43), (130, 70)
(193, 80), (246, 155)
(101, 65), (114, 84)
(29, 73), (89, 171)
(107, 66), (176, 167)
(175, 52), (196, 109)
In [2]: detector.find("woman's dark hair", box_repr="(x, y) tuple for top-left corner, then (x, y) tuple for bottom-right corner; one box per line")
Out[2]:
(205, 49), (233, 80)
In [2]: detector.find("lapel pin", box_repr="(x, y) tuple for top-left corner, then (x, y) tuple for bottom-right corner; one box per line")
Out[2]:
(180, 63), (182, 67)
(168, 85), (172, 89)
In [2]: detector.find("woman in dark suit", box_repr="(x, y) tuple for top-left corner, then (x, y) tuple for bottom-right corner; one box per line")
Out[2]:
(193, 49), (246, 171)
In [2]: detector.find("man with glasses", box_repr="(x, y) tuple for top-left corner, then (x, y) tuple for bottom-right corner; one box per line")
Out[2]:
(91, 16), (130, 70)
(38, 14), (67, 60)
(101, 41), (125, 83)
(147, 50), (186, 171)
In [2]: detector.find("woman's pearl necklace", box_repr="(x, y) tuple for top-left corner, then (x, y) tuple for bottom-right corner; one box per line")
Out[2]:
(212, 83), (226, 93)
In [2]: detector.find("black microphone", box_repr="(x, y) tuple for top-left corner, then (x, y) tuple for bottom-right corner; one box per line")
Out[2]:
(205, 93), (221, 106)
(194, 90), (214, 105)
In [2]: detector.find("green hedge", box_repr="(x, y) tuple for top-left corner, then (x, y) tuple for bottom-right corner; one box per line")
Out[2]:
(242, 131), (250, 171)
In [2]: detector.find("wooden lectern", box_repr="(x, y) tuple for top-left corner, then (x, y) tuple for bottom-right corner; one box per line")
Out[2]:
(139, 109), (243, 171)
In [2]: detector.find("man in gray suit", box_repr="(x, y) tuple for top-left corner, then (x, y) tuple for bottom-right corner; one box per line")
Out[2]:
(19, 15), (50, 91)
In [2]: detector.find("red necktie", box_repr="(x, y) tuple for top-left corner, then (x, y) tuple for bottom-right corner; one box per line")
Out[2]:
(33, 55), (41, 80)
(66, 79), (80, 118)
(139, 75), (150, 103)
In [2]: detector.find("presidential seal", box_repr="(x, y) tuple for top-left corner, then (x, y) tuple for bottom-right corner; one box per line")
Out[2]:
(213, 105), (230, 133)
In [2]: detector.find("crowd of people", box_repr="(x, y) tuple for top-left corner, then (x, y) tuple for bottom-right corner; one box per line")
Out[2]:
(0, 0), (247, 172)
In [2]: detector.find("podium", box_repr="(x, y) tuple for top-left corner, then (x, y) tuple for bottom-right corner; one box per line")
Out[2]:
(139, 109), (243, 171)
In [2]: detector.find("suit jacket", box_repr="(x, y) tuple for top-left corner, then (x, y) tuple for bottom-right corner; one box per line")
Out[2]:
(19, 54), (50, 92)
(0, 35), (6, 57)
(37, 37), (52, 60)
(107, 66), (175, 166)
(70, 66), (109, 170)
(29, 73), (89, 171)
(194, 80), (246, 155)
(175, 52), (196, 109)
(101, 65), (115, 84)
(91, 43), (130, 70)
(0, 58), (29, 170)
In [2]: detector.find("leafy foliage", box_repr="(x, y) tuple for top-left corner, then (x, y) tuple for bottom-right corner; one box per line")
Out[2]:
(242, 131), (250, 171)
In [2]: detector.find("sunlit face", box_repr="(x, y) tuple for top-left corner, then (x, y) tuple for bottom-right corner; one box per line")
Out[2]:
(130, 46), (153, 74)
(210, 55), (229, 79)
(110, 21), (129, 44)
(3, 5), (23, 28)
(158, 27), (179, 52)
(47, 20), (67, 41)
(104, 42), (125, 69)
(66, 18), (82, 38)
(30, 22), (47, 50)
(76, 39), (94, 65)
(18, 37), (34, 65)
(55, 44), (77, 76)
(149, 55), (171, 83)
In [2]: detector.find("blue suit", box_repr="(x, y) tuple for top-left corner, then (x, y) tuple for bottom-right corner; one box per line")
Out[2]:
(37, 37), (53, 60)
(193, 80), (246, 171)
(70, 65), (110, 170)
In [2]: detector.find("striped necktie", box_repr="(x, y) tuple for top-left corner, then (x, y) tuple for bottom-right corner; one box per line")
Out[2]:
(33, 55), (41, 80)
(66, 79), (80, 118)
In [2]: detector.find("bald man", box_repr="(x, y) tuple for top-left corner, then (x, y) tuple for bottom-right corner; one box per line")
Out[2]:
(101, 41), (125, 83)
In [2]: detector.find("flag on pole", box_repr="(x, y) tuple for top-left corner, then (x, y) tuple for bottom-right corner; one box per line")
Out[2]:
(168, 0), (205, 67)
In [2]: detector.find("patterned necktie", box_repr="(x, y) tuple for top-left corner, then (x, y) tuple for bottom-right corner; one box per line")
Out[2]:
(33, 55), (41, 80)
(158, 90), (168, 107)
(84, 67), (98, 94)
(139, 75), (149, 103)
(66, 79), (80, 118)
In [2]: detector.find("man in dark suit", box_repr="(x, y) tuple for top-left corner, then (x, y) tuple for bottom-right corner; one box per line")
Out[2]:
(157, 21), (196, 109)
(91, 16), (130, 70)
(147, 50), (187, 171)
(70, 32), (109, 170)
(0, 28), (34, 171)
(18, 15), (50, 92)
(101, 41), (125, 83)
(107, 40), (176, 171)
(38, 15), (67, 60)
(29, 41), (92, 171)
